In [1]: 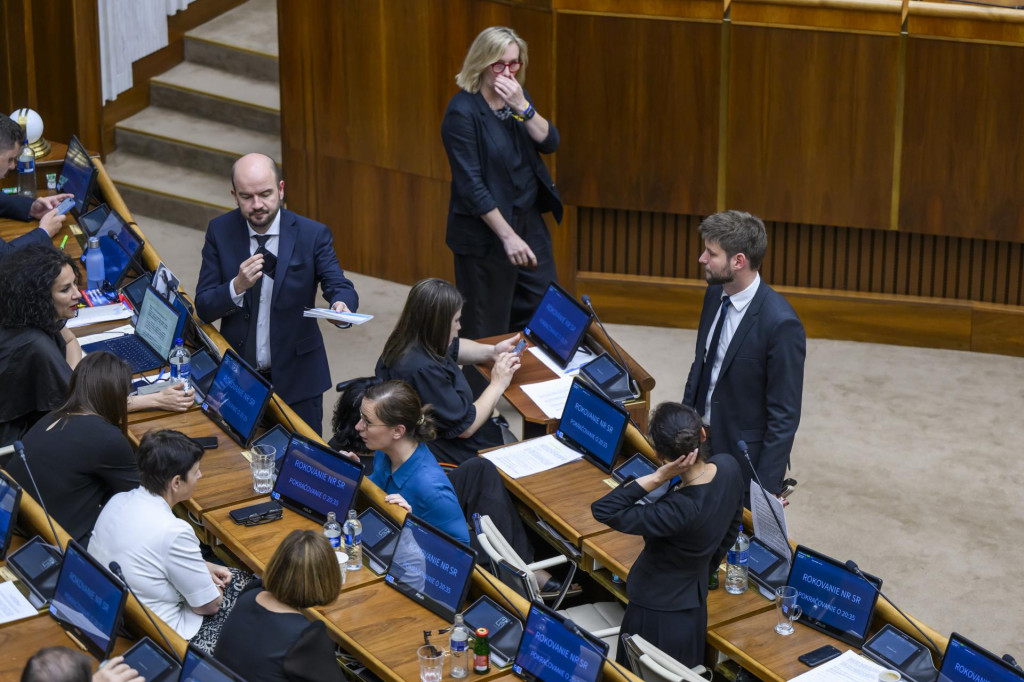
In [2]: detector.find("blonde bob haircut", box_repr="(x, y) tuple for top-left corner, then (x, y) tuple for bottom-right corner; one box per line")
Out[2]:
(263, 530), (341, 609)
(455, 26), (528, 94)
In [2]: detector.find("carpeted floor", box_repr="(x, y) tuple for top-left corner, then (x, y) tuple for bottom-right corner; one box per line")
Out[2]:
(137, 214), (1023, 658)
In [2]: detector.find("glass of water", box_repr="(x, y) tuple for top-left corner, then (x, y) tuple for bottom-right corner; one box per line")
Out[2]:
(417, 645), (444, 682)
(250, 444), (275, 494)
(774, 585), (802, 635)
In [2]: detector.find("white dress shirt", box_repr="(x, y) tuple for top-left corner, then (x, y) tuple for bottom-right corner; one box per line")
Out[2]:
(703, 273), (761, 422)
(228, 211), (280, 370)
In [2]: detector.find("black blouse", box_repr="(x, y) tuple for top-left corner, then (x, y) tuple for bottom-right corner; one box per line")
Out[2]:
(0, 326), (70, 448)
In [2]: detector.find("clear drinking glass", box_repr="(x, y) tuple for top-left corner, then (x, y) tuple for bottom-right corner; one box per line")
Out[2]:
(250, 444), (275, 494)
(774, 585), (802, 635)
(417, 645), (444, 682)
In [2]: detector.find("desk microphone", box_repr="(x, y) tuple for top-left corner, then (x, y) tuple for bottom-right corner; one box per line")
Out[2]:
(844, 559), (940, 655)
(15, 441), (64, 556)
(581, 295), (640, 400)
(109, 561), (178, 658)
(738, 440), (788, 548)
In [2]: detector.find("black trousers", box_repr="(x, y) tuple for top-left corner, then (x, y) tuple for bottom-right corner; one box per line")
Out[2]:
(262, 368), (323, 437)
(447, 458), (535, 563)
(453, 208), (557, 340)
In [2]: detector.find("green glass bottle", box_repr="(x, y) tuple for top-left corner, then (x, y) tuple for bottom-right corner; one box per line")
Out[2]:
(473, 627), (491, 674)
(709, 562), (720, 590)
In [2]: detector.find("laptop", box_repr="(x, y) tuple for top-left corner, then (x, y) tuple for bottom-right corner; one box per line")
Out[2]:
(938, 633), (1022, 682)
(179, 644), (248, 682)
(463, 594), (524, 668)
(48, 539), (128, 660)
(0, 470), (22, 560)
(200, 349), (272, 447)
(512, 601), (609, 682)
(79, 208), (146, 290)
(269, 433), (364, 524)
(82, 286), (184, 374)
(384, 514), (476, 622)
(523, 282), (593, 368)
(785, 545), (882, 647)
(57, 134), (98, 218)
(553, 377), (630, 473)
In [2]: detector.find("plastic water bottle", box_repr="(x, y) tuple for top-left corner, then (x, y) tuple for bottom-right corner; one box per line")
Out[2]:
(85, 237), (105, 290)
(323, 511), (342, 550)
(16, 115), (35, 198)
(725, 524), (750, 594)
(168, 338), (191, 391)
(450, 613), (471, 678)
(343, 509), (362, 571)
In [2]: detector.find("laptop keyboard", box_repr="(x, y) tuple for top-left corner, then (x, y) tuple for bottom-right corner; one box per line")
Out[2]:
(105, 336), (160, 371)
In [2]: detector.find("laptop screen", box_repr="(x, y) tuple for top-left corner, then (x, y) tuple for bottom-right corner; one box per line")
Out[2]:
(49, 540), (127, 660)
(136, 286), (182, 360)
(0, 470), (21, 560)
(271, 434), (363, 523)
(939, 633), (1024, 682)
(179, 644), (246, 682)
(384, 514), (476, 622)
(512, 602), (608, 682)
(523, 283), (592, 368)
(555, 378), (629, 472)
(786, 546), (881, 647)
(201, 350), (272, 447)
(57, 135), (98, 217)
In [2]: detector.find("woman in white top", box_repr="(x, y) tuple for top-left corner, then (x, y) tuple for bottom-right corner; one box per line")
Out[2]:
(89, 429), (251, 652)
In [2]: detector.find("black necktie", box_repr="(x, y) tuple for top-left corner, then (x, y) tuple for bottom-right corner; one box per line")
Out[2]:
(243, 235), (274, 367)
(693, 295), (731, 417)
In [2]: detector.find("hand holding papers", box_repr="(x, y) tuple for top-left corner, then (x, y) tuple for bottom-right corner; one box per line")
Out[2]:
(303, 307), (373, 325)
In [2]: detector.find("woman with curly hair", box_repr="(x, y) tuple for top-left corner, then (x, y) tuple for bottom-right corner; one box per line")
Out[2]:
(0, 245), (193, 446)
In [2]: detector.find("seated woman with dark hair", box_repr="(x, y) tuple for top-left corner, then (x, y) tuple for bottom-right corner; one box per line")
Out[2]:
(90, 429), (251, 652)
(0, 245), (193, 446)
(215, 530), (343, 682)
(375, 278), (520, 466)
(6, 351), (138, 545)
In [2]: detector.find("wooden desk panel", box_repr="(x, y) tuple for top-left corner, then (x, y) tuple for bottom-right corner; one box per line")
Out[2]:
(708, 609), (858, 682)
(317, 581), (509, 682)
(0, 614), (133, 679)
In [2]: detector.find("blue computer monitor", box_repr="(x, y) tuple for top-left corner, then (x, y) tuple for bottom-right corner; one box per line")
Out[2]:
(0, 470), (21, 560)
(271, 433), (363, 523)
(786, 545), (882, 647)
(79, 209), (145, 289)
(512, 601), (608, 682)
(939, 633), (1024, 682)
(57, 135), (98, 218)
(179, 644), (247, 682)
(49, 539), (127, 660)
(555, 377), (629, 473)
(384, 514), (476, 622)
(523, 282), (592, 368)
(201, 349), (272, 447)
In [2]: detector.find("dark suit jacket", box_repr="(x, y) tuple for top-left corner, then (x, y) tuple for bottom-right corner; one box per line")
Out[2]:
(591, 454), (743, 611)
(440, 89), (562, 258)
(195, 208), (358, 404)
(682, 281), (805, 493)
(0, 194), (50, 259)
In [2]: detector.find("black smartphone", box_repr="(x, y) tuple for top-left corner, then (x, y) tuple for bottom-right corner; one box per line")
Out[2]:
(192, 436), (219, 449)
(799, 644), (842, 667)
(229, 500), (283, 525)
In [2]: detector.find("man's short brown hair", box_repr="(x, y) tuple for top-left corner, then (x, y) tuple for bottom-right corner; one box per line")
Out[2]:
(698, 210), (768, 271)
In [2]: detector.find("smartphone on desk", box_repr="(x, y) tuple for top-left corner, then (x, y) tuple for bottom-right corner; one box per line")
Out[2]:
(799, 645), (842, 667)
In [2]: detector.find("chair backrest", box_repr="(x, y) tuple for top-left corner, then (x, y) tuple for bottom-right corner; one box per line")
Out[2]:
(477, 515), (541, 596)
(620, 633), (646, 676)
(638, 654), (684, 682)
(632, 635), (708, 682)
(496, 558), (538, 602)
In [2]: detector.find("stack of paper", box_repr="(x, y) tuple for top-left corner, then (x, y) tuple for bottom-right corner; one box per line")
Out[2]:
(521, 375), (574, 420)
(482, 434), (582, 478)
(68, 302), (133, 328)
(303, 308), (374, 325)
(788, 650), (888, 682)
(528, 345), (595, 377)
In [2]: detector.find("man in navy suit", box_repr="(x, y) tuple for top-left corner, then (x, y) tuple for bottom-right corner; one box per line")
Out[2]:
(196, 153), (358, 435)
(0, 115), (70, 259)
(682, 210), (805, 495)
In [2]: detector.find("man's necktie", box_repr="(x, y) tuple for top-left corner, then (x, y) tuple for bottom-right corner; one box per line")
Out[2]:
(693, 295), (731, 417)
(243, 235), (274, 366)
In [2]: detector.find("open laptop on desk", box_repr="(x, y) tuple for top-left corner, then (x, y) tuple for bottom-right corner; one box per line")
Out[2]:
(512, 601), (609, 682)
(82, 286), (183, 374)
(200, 349), (272, 447)
(78, 208), (145, 290)
(269, 433), (363, 524)
(938, 633), (1022, 682)
(180, 644), (248, 681)
(0, 470), (22, 560)
(57, 135), (98, 219)
(523, 282), (593, 369)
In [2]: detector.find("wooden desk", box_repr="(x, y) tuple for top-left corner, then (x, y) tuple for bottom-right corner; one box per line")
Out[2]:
(0, 613), (133, 679)
(708, 609), (859, 682)
(317, 581), (511, 682)
(127, 410), (261, 518)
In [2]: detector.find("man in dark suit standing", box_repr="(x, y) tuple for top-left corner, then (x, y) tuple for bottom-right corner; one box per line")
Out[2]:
(682, 210), (805, 495)
(0, 115), (70, 258)
(196, 153), (358, 435)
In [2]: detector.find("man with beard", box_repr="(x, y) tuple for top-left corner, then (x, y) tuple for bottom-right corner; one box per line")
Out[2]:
(682, 210), (805, 495)
(196, 153), (358, 434)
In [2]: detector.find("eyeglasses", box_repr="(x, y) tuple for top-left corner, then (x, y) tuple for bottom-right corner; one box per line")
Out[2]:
(243, 508), (283, 526)
(359, 413), (388, 428)
(490, 60), (522, 74)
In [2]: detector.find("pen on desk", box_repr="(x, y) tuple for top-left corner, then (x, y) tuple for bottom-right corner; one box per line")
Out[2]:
(60, 235), (68, 250)
(156, 368), (167, 382)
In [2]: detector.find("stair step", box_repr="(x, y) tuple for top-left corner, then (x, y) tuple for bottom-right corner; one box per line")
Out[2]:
(184, 37), (278, 83)
(106, 152), (233, 231)
(185, 0), (278, 58)
(151, 62), (279, 134)
(115, 107), (281, 175)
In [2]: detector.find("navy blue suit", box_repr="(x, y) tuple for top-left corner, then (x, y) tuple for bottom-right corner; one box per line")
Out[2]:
(195, 208), (358, 426)
(0, 194), (50, 260)
(682, 282), (805, 493)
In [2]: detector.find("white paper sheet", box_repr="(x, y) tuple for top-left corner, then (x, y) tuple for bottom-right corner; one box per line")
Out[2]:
(521, 376), (575, 420)
(0, 581), (38, 624)
(751, 480), (790, 560)
(788, 650), (889, 682)
(528, 345), (595, 377)
(303, 308), (373, 325)
(482, 434), (582, 478)
(67, 302), (133, 328)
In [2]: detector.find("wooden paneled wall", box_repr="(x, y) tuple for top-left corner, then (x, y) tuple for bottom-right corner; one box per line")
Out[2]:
(278, 0), (1024, 356)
